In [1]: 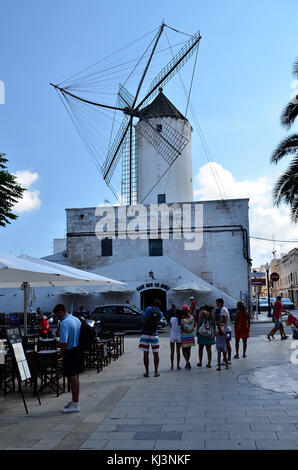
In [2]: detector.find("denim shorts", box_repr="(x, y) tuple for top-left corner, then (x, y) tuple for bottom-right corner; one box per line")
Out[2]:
(274, 317), (282, 328)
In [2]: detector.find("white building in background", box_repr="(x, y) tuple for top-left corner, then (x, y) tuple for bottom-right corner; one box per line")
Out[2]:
(0, 91), (252, 315)
(271, 248), (298, 306)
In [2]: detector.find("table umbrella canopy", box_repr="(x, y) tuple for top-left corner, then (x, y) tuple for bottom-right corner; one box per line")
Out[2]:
(173, 281), (211, 294)
(0, 253), (126, 334)
(54, 286), (93, 295)
(0, 254), (126, 288)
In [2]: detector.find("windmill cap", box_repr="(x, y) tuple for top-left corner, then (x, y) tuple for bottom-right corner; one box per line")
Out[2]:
(140, 90), (188, 121)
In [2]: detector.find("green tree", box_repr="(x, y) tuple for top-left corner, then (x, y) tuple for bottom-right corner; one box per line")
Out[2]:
(271, 59), (298, 222)
(0, 153), (25, 227)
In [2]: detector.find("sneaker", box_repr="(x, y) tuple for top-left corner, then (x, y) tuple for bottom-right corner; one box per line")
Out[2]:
(62, 402), (80, 413)
(63, 401), (72, 409)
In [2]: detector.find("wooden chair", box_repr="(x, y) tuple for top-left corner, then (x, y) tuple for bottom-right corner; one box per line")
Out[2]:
(83, 340), (103, 373)
(35, 350), (65, 396)
(0, 352), (16, 396)
(114, 332), (125, 357)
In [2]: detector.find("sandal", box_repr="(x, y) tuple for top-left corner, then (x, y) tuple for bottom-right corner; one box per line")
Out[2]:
(143, 373), (149, 377)
(206, 364), (212, 368)
(154, 372), (160, 377)
(197, 363), (202, 367)
(234, 354), (240, 359)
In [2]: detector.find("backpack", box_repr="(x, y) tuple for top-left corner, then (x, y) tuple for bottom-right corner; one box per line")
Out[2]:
(143, 307), (160, 335)
(198, 315), (213, 337)
(78, 318), (96, 351)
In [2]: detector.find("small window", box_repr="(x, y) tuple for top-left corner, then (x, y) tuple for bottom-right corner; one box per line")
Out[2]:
(156, 124), (162, 133)
(101, 238), (112, 257)
(157, 193), (166, 204)
(149, 239), (163, 256)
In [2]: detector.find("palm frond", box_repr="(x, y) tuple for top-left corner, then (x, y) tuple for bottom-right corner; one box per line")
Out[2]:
(293, 58), (298, 76)
(290, 197), (298, 223)
(273, 155), (298, 223)
(280, 102), (298, 129)
(271, 133), (298, 164)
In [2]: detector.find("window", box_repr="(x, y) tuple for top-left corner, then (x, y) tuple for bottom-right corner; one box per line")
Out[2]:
(101, 238), (112, 257)
(157, 193), (166, 204)
(149, 239), (163, 256)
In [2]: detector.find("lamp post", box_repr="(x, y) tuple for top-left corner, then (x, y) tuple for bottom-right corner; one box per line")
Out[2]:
(265, 263), (271, 318)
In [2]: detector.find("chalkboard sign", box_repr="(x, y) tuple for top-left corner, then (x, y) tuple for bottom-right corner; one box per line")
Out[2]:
(6, 327), (22, 344)
(5, 328), (31, 381)
(5, 327), (40, 413)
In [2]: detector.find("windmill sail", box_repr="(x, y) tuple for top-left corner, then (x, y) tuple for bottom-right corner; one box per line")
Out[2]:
(51, 24), (201, 206)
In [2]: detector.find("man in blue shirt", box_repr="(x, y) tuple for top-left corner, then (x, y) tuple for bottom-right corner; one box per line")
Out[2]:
(53, 304), (83, 413)
(139, 299), (162, 377)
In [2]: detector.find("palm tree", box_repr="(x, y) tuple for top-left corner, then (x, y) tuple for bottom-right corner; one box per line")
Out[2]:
(271, 58), (298, 222)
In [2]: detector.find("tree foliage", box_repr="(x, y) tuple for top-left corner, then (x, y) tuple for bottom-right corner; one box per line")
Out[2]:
(271, 58), (298, 222)
(0, 153), (25, 227)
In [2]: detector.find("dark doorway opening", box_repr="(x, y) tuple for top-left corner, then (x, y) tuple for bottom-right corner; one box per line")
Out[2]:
(141, 289), (167, 315)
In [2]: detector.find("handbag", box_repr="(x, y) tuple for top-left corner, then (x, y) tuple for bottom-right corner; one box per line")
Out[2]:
(198, 316), (213, 337)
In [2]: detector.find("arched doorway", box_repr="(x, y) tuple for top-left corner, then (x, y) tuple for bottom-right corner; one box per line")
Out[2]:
(140, 289), (167, 314)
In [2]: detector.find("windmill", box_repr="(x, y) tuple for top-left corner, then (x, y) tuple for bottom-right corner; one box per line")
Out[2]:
(51, 22), (201, 205)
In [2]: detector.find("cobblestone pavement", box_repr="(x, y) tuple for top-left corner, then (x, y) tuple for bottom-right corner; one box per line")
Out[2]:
(1, 333), (298, 450)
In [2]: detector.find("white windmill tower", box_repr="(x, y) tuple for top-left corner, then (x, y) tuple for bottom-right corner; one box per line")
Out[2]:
(135, 87), (193, 204)
(51, 22), (200, 206)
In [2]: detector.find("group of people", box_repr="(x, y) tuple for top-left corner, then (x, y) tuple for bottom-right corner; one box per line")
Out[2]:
(139, 298), (251, 376)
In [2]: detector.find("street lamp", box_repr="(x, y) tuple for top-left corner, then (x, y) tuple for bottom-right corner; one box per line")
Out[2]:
(265, 263), (271, 318)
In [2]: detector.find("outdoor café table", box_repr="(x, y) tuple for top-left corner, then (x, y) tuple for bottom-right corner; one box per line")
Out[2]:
(37, 338), (58, 351)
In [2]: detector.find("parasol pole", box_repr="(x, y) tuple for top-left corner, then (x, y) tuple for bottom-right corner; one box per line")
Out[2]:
(22, 281), (29, 336)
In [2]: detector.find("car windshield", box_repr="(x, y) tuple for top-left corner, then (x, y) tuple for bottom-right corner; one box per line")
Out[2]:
(282, 298), (291, 302)
(130, 307), (145, 315)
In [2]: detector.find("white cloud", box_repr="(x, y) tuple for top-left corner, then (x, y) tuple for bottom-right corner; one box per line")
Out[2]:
(13, 170), (41, 212)
(194, 162), (298, 266)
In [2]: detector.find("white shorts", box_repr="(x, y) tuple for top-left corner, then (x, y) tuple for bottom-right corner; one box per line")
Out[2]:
(170, 335), (181, 343)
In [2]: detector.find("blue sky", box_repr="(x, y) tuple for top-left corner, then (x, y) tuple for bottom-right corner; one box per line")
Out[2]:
(0, 0), (297, 264)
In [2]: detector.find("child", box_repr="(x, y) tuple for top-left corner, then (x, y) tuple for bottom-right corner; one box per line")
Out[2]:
(169, 310), (182, 370)
(215, 323), (229, 371)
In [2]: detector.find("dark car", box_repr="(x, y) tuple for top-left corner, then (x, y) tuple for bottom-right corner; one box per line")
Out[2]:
(87, 304), (167, 334)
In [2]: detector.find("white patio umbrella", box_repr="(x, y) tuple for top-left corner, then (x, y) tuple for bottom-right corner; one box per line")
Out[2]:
(53, 286), (94, 314)
(99, 285), (133, 294)
(173, 281), (211, 294)
(0, 253), (126, 335)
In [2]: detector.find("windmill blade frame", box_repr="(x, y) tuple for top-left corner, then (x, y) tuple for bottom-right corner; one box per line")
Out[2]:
(138, 116), (189, 166)
(136, 30), (201, 111)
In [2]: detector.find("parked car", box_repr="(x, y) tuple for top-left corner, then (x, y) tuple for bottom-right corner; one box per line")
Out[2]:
(87, 304), (167, 334)
(281, 297), (295, 310)
(258, 299), (271, 312)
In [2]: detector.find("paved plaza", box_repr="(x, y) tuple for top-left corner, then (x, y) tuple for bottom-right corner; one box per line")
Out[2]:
(1, 326), (298, 450)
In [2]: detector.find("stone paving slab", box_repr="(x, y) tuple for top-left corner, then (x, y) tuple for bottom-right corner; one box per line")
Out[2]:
(1, 335), (298, 450)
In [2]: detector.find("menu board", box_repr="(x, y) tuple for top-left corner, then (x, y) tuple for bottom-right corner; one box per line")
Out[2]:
(6, 328), (22, 344)
(5, 328), (31, 381)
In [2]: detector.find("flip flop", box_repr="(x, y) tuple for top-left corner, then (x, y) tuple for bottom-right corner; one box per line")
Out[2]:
(154, 372), (160, 377)
(143, 373), (149, 377)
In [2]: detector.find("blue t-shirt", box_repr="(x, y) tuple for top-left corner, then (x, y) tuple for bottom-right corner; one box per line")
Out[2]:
(60, 314), (81, 350)
(142, 307), (162, 335)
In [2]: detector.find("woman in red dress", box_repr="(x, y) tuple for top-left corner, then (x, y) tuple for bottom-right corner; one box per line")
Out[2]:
(234, 301), (250, 358)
